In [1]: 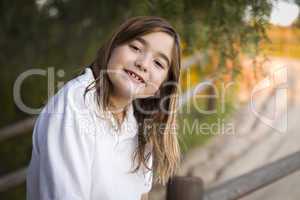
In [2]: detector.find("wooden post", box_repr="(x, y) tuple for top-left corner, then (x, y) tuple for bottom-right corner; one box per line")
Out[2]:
(166, 176), (204, 200)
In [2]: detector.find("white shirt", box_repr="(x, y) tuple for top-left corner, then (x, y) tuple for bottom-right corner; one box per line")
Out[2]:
(26, 67), (153, 200)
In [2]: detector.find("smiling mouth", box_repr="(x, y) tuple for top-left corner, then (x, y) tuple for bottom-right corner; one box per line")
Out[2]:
(124, 69), (145, 84)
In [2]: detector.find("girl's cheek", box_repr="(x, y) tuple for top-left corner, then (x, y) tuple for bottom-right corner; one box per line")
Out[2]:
(155, 73), (168, 86)
(145, 77), (163, 94)
(109, 46), (129, 66)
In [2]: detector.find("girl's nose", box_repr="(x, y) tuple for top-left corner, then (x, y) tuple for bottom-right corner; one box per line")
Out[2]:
(134, 54), (149, 72)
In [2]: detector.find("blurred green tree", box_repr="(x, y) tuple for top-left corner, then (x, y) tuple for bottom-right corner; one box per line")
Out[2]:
(1, 0), (296, 198)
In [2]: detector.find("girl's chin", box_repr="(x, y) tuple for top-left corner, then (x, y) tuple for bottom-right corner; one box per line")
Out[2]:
(114, 87), (157, 100)
(113, 84), (145, 99)
(117, 82), (157, 99)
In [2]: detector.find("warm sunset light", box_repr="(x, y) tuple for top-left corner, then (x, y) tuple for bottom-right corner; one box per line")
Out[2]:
(270, 0), (299, 27)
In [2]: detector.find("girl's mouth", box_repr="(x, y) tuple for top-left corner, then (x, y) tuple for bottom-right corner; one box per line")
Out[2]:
(123, 69), (145, 84)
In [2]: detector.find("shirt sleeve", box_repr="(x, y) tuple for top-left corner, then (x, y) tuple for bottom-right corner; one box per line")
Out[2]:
(27, 84), (96, 200)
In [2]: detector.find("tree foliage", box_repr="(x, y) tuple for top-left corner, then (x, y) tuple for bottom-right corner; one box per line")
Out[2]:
(1, 1), (299, 198)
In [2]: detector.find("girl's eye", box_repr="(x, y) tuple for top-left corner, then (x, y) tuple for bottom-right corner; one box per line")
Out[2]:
(154, 60), (164, 69)
(129, 44), (141, 52)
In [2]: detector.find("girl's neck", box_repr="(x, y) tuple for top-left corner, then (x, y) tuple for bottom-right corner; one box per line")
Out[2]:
(108, 92), (132, 126)
(108, 93), (131, 113)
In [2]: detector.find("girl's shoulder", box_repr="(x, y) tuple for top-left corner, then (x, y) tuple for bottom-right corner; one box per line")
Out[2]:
(40, 67), (96, 118)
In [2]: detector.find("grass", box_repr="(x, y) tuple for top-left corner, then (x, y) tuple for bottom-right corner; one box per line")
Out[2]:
(177, 89), (237, 154)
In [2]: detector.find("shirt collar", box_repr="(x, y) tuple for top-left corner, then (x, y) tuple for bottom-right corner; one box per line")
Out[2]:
(79, 67), (138, 140)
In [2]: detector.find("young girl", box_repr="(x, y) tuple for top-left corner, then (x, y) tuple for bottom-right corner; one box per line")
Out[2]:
(26, 16), (182, 200)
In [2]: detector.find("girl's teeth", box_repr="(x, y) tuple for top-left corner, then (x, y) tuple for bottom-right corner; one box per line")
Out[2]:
(128, 71), (142, 83)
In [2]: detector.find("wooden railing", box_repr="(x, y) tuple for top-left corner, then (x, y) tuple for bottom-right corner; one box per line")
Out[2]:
(167, 150), (300, 200)
(0, 117), (36, 142)
(0, 168), (27, 193)
(2, 52), (299, 199)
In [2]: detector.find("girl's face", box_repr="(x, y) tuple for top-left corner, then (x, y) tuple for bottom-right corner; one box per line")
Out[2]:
(107, 32), (174, 99)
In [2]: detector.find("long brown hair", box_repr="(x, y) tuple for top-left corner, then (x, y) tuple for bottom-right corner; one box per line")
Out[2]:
(85, 16), (181, 185)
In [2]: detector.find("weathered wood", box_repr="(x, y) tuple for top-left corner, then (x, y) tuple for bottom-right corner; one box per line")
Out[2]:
(0, 167), (27, 192)
(0, 117), (36, 141)
(203, 150), (300, 200)
(167, 176), (204, 200)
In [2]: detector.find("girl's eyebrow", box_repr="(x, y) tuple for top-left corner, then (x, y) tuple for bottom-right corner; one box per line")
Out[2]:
(135, 37), (171, 67)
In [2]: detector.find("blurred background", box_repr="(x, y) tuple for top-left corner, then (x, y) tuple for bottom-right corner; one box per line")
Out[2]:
(1, 0), (300, 199)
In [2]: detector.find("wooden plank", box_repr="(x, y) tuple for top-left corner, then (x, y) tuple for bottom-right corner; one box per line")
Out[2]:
(0, 117), (36, 141)
(0, 167), (27, 192)
(203, 150), (300, 200)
